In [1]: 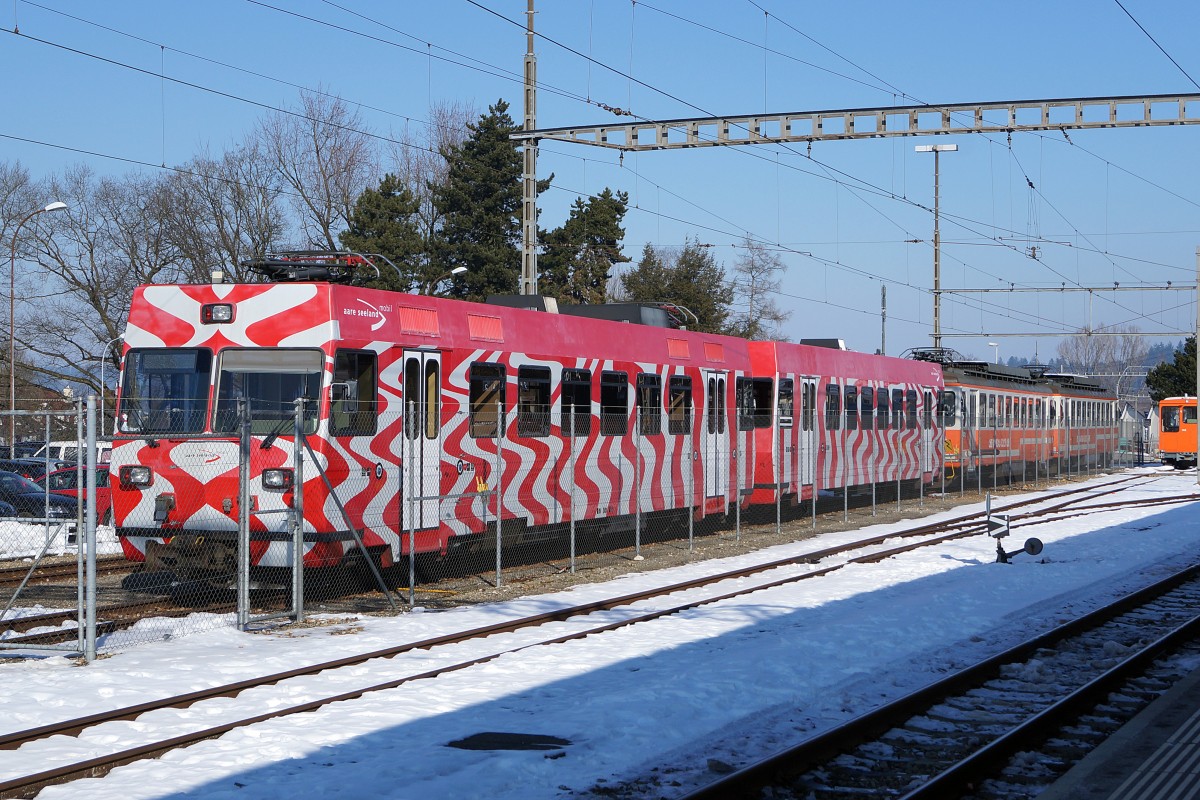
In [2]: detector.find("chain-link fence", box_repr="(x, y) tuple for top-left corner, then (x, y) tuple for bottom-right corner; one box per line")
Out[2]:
(0, 395), (1127, 662)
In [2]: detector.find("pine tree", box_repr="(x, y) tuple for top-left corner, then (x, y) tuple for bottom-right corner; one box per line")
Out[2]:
(339, 173), (424, 292)
(1145, 336), (1196, 401)
(539, 188), (630, 304)
(430, 100), (549, 302)
(617, 239), (734, 334)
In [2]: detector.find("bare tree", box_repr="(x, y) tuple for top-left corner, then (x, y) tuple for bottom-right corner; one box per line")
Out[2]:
(727, 238), (791, 341)
(385, 100), (474, 248)
(259, 91), (379, 250)
(163, 141), (288, 283)
(21, 166), (182, 395)
(1055, 323), (1147, 391)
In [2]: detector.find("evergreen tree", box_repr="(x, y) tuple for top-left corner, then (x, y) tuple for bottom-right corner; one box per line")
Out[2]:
(339, 173), (424, 292)
(1145, 336), (1196, 401)
(431, 100), (549, 302)
(538, 188), (630, 304)
(617, 239), (734, 334)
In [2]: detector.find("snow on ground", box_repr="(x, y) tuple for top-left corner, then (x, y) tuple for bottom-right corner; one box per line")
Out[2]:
(0, 467), (1198, 799)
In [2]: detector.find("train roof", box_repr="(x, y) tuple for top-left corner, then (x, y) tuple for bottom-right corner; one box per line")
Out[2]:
(125, 282), (752, 370)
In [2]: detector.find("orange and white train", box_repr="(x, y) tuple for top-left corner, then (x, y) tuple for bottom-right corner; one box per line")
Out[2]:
(909, 349), (1117, 483)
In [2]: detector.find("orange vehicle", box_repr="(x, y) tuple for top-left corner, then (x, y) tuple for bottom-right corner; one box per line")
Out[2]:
(1159, 396), (1197, 469)
(910, 349), (1116, 483)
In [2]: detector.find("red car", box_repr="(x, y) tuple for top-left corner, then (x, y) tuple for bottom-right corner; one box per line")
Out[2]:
(40, 465), (113, 525)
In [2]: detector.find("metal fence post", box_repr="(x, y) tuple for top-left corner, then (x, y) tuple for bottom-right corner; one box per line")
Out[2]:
(570, 411), (578, 573)
(84, 396), (97, 662)
(406, 408), (416, 607)
(631, 413), (640, 572)
(292, 397), (305, 624)
(688, 425), (694, 551)
(237, 397), (250, 631)
(493, 408), (504, 589)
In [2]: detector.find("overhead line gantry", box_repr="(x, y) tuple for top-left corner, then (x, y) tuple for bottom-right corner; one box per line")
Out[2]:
(514, 93), (1200, 151)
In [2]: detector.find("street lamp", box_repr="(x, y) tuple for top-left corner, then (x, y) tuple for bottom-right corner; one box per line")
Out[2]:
(988, 341), (1000, 365)
(915, 144), (958, 350)
(99, 335), (123, 438)
(428, 266), (467, 294)
(9, 201), (67, 457)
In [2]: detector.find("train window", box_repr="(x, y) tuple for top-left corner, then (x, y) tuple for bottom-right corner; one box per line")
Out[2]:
(1005, 396), (1013, 428)
(469, 363), (506, 439)
(986, 395), (995, 428)
(968, 392), (977, 429)
(906, 389), (918, 429)
(843, 386), (858, 431)
(213, 349), (322, 435)
(637, 374), (662, 435)
(668, 376), (692, 435)
(562, 369), (592, 437)
(517, 366), (551, 437)
(120, 348), (213, 435)
(938, 390), (956, 427)
(1162, 406), (1180, 431)
(860, 387), (874, 431)
(825, 383), (841, 430)
(891, 388), (904, 430)
(718, 376), (727, 434)
(804, 382), (816, 431)
(404, 360), (420, 441)
(877, 386), (890, 429)
(736, 377), (773, 430)
(778, 379), (794, 429)
(707, 377), (717, 435)
(1185, 405), (1198, 424)
(423, 360), (439, 440)
(600, 371), (629, 436)
(923, 390), (933, 429)
(331, 351), (378, 436)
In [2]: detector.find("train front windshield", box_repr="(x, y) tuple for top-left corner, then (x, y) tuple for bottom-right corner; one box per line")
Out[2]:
(212, 349), (321, 434)
(118, 347), (322, 435)
(118, 348), (212, 434)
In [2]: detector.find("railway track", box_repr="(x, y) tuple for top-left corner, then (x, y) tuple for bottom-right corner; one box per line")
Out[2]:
(0, 474), (1186, 798)
(674, 566), (1200, 800)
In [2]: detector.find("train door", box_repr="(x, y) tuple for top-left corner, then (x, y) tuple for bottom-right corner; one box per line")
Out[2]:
(777, 376), (795, 494)
(402, 349), (443, 530)
(921, 388), (936, 474)
(702, 370), (728, 499)
(799, 377), (818, 491)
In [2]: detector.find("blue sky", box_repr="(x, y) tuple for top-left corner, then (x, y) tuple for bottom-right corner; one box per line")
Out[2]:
(3, 0), (1199, 360)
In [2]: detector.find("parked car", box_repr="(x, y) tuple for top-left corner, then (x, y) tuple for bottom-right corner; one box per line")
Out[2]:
(0, 471), (78, 519)
(33, 441), (112, 464)
(0, 458), (70, 483)
(40, 465), (112, 525)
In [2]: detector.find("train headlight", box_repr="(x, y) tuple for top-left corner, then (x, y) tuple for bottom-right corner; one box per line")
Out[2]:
(120, 465), (153, 487)
(261, 468), (294, 491)
(201, 303), (234, 324)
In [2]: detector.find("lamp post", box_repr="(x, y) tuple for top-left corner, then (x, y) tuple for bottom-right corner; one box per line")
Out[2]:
(916, 144), (957, 350)
(9, 201), (67, 457)
(988, 341), (1000, 365)
(99, 335), (123, 438)
(428, 265), (467, 294)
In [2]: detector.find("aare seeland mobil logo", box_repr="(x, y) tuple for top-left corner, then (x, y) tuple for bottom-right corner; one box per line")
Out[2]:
(343, 299), (387, 332)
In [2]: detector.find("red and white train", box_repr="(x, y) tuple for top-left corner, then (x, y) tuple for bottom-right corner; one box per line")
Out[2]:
(110, 252), (947, 579)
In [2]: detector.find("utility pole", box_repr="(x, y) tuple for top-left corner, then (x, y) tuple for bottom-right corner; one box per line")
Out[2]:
(520, 0), (539, 296)
(916, 144), (957, 350)
(880, 284), (886, 356)
(1195, 246), (1199, 486)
